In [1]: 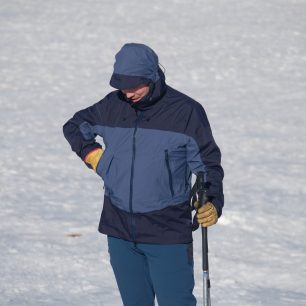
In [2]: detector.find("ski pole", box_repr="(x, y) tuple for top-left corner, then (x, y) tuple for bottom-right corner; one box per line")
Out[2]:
(197, 171), (211, 306)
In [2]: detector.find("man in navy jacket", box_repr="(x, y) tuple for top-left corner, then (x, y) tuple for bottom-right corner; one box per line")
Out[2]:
(63, 43), (224, 306)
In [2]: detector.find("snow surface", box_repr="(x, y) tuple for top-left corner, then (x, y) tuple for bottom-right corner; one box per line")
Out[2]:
(1, 0), (306, 305)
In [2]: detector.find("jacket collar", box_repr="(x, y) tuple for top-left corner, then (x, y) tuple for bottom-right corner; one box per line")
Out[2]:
(118, 68), (167, 111)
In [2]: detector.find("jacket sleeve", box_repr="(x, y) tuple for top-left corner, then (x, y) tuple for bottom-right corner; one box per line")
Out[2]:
(185, 102), (224, 217)
(62, 99), (107, 167)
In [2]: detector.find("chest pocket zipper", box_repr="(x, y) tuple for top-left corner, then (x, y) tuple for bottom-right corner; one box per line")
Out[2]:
(165, 150), (174, 197)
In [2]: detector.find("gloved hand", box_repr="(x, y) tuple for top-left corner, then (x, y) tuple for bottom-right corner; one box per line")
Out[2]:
(84, 148), (104, 172)
(194, 201), (218, 227)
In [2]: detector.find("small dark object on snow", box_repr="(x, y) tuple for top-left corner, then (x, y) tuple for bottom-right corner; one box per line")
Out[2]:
(66, 233), (82, 238)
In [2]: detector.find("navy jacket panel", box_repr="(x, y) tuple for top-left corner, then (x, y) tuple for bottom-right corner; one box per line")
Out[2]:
(63, 100), (103, 161)
(99, 195), (193, 244)
(183, 100), (224, 216)
(62, 93), (123, 162)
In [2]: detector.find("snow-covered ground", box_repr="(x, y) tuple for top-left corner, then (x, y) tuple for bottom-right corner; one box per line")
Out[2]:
(1, 0), (306, 305)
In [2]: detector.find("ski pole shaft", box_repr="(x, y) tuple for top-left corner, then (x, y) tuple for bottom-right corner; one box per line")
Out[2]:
(197, 171), (211, 306)
(202, 227), (211, 306)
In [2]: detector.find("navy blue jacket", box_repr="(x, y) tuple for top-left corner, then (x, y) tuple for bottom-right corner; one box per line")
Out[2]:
(63, 44), (224, 244)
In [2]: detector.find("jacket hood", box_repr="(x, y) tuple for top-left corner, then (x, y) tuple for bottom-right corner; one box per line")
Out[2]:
(110, 43), (160, 90)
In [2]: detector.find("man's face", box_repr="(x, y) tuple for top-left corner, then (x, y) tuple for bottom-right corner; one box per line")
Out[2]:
(122, 84), (150, 103)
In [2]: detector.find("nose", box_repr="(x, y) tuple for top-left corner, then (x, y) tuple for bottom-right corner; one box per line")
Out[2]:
(125, 92), (134, 98)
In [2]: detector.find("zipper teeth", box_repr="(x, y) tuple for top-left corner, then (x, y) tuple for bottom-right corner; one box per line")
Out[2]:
(130, 131), (136, 214)
(129, 112), (143, 242)
(129, 127), (137, 241)
(165, 150), (174, 197)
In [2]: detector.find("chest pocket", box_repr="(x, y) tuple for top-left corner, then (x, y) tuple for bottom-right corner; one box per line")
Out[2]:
(164, 147), (189, 196)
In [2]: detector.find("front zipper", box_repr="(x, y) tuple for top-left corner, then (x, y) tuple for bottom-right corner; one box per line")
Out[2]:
(165, 150), (174, 197)
(129, 111), (144, 243)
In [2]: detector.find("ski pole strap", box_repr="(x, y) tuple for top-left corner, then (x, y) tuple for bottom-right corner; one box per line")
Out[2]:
(190, 173), (201, 210)
(190, 172), (210, 207)
(190, 175), (199, 231)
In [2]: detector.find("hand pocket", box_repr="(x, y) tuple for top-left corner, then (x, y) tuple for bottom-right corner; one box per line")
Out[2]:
(96, 149), (115, 180)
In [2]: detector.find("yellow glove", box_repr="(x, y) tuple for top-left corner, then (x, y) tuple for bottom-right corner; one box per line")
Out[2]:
(194, 201), (218, 227)
(84, 148), (104, 172)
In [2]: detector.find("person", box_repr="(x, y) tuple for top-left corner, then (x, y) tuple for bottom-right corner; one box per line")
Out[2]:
(63, 43), (224, 306)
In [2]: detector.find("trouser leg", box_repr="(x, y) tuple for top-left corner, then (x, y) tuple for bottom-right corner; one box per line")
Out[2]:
(107, 236), (155, 306)
(138, 242), (197, 306)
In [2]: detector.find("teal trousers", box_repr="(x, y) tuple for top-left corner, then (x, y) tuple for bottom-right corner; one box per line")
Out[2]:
(107, 236), (197, 306)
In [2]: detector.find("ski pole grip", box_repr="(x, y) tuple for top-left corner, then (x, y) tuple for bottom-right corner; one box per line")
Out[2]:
(197, 171), (210, 272)
(197, 171), (208, 206)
